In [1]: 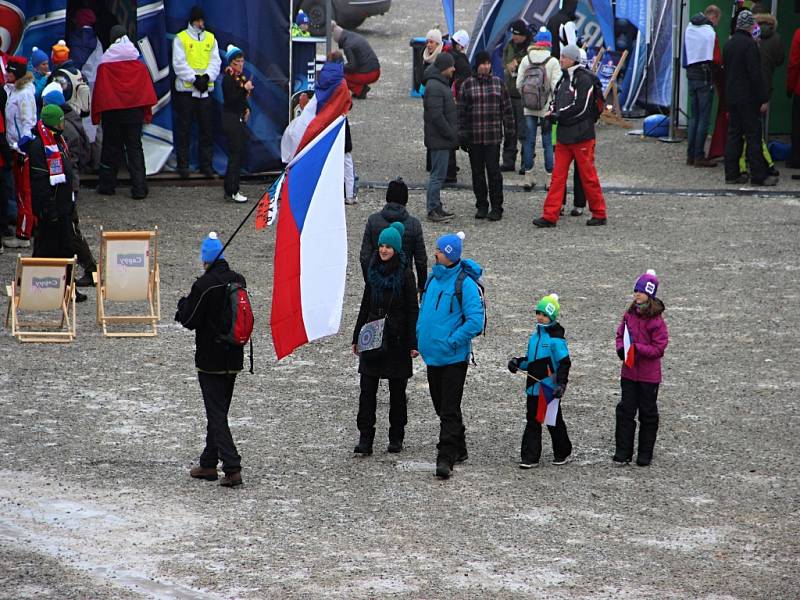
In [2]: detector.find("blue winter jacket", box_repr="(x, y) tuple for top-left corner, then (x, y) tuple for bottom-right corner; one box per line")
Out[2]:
(417, 258), (485, 367)
(517, 321), (570, 396)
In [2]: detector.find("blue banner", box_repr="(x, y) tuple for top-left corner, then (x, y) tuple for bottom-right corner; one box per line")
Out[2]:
(442, 0), (455, 35)
(615, 0), (648, 34)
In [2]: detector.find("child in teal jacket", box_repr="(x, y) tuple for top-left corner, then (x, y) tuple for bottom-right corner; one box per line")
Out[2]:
(508, 294), (572, 467)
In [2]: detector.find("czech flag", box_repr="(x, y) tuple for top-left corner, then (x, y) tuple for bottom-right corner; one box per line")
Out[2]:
(269, 116), (348, 360)
(623, 323), (635, 368)
(535, 378), (559, 427)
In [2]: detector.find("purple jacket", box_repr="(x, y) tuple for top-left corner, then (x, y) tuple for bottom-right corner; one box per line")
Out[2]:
(615, 299), (669, 384)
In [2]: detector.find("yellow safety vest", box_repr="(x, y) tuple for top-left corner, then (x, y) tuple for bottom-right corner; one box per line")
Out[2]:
(177, 29), (216, 90)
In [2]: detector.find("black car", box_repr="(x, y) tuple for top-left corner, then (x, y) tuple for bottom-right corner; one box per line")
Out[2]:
(298, 0), (391, 34)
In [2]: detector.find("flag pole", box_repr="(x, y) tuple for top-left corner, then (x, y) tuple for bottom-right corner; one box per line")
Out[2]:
(208, 190), (271, 268)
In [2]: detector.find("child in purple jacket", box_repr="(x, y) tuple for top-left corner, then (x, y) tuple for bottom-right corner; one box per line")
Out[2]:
(613, 270), (669, 466)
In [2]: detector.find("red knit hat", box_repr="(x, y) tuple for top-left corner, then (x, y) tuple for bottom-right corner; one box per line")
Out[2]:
(51, 40), (70, 63)
(6, 55), (28, 79)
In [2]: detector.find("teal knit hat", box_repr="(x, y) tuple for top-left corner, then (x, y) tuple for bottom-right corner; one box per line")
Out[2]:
(535, 293), (560, 321)
(378, 222), (404, 252)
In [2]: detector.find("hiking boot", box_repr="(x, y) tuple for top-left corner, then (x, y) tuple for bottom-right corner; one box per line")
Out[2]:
(570, 207), (584, 217)
(3, 236), (30, 248)
(387, 441), (403, 454)
(612, 455), (630, 467)
(354, 431), (373, 455)
(636, 454), (652, 467)
(552, 455), (571, 465)
(455, 451), (468, 464)
(439, 207), (454, 217)
(75, 271), (96, 288)
(219, 471), (243, 487)
(190, 465), (218, 481)
(518, 461), (539, 469)
(435, 460), (451, 479)
(751, 175), (778, 186)
(428, 208), (453, 223)
(532, 217), (556, 228)
(487, 210), (502, 221)
(586, 217), (607, 226)
(475, 208), (488, 219)
(694, 157), (717, 167)
(725, 174), (749, 184)
(74, 290), (88, 303)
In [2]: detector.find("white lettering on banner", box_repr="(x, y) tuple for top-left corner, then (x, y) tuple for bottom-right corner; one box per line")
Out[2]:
(31, 277), (61, 289)
(117, 254), (146, 267)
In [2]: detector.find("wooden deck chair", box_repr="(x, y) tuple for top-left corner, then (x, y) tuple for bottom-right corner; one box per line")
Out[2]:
(5, 255), (77, 342)
(587, 47), (605, 74)
(95, 227), (160, 337)
(596, 49), (630, 127)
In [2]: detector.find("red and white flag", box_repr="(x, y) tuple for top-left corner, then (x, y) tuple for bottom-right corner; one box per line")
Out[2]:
(623, 323), (635, 368)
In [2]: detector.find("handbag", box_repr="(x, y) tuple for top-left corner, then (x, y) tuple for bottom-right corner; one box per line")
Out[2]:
(357, 317), (387, 358)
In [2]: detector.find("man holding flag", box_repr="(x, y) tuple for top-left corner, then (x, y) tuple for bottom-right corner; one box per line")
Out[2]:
(508, 293), (572, 469)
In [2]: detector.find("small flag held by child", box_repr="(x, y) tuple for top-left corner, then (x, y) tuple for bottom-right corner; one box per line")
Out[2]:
(623, 322), (635, 368)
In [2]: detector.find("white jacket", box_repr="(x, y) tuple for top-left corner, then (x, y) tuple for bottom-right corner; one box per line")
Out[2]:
(516, 46), (562, 117)
(5, 81), (37, 150)
(172, 23), (221, 98)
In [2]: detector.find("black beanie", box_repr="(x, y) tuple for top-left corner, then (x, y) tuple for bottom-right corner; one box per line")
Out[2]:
(109, 25), (127, 43)
(189, 5), (205, 23)
(510, 19), (529, 36)
(386, 178), (408, 205)
(474, 50), (492, 66)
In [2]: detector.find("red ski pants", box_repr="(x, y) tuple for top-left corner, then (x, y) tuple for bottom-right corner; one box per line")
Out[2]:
(344, 69), (380, 96)
(542, 139), (606, 222)
(14, 158), (33, 239)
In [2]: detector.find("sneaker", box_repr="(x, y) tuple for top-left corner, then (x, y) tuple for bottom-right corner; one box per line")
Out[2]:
(3, 236), (30, 248)
(345, 197), (358, 205)
(751, 175), (778, 186)
(439, 207), (454, 217)
(219, 471), (243, 487)
(487, 210), (502, 221)
(586, 217), (607, 226)
(455, 451), (468, 464)
(552, 455), (571, 466)
(190, 465), (219, 481)
(428, 208), (453, 223)
(725, 174), (749, 184)
(435, 460), (451, 479)
(75, 271), (96, 287)
(475, 209), (488, 219)
(233, 192), (248, 203)
(518, 461), (539, 469)
(387, 441), (403, 454)
(612, 455), (630, 467)
(570, 207), (584, 217)
(532, 217), (556, 228)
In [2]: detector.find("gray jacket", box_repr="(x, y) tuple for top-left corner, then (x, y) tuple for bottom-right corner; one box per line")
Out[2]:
(339, 30), (380, 74)
(422, 65), (458, 151)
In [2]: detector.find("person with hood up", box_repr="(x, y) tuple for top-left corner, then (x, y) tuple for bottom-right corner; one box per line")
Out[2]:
(92, 25), (157, 199)
(546, 0), (578, 60)
(459, 51), (516, 221)
(517, 27), (561, 191)
(501, 19), (531, 173)
(351, 222), (419, 456)
(42, 83), (96, 289)
(752, 9), (784, 102)
(417, 231), (485, 480)
(423, 52), (458, 222)
(723, 10), (775, 186)
(359, 178), (428, 291)
(683, 6), (722, 167)
(172, 6), (221, 179)
(4, 55), (36, 249)
(221, 44), (253, 204)
(333, 21), (381, 99)
(787, 26), (800, 170)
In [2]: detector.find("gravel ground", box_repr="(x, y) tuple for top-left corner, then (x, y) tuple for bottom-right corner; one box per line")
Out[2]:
(1, 2), (799, 598)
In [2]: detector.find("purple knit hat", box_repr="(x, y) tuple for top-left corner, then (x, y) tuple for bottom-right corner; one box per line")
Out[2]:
(634, 269), (659, 298)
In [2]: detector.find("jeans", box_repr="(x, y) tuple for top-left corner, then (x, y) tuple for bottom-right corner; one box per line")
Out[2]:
(687, 79), (714, 160)
(724, 103), (768, 182)
(357, 375), (408, 444)
(502, 96), (525, 167)
(427, 362), (469, 466)
(468, 143), (503, 213)
(426, 148), (449, 214)
(198, 372), (242, 474)
(522, 115), (554, 173)
(615, 378), (659, 463)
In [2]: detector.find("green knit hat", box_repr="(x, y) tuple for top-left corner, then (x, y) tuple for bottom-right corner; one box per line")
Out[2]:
(41, 104), (64, 128)
(535, 293), (560, 321)
(377, 222), (404, 252)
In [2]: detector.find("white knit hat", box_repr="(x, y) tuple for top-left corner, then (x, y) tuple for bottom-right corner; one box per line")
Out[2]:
(426, 28), (443, 44)
(452, 30), (470, 49)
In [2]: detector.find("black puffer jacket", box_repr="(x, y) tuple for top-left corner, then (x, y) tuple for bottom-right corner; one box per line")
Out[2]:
(359, 202), (428, 289)
(553, 66), (598, 144)
(352, 254), (419, 380)
(177, 260), (246, 373)
(723, 29), (768, 107)
(422, 64), (459, 150)
(339, 30), (380, 74)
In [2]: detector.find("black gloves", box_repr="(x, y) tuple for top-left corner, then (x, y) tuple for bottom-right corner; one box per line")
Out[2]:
(617, 347), (625, 361)
(193, 74), (210, 93)
(507, 358), (521, 374)
(553, 384), (565, 398)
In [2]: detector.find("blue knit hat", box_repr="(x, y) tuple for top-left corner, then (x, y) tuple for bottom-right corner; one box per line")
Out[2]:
(30, 46), (49, 68)
(296, 10), (309, 26)
(436, 231), (465, 262)
(378, 222), (404, 253)
(225, 44), (243, 63)
(42, 87), (66, 107)
(534, 27), (552, 46)
(200, 231), (224, 263)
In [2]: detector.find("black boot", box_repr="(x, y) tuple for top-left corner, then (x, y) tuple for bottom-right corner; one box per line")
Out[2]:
(354, 430), (374, 455)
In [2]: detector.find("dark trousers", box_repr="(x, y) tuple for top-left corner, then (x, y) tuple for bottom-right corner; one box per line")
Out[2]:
(98, 113), (147, 198)
(357, 375), (408, 444)
(427, 362), (468, 466)
(724, 103), (768, 182)
(71, 202), (96, 272)
(521, 393), (572, 463)
(33, 214), (74, 259)
(561, 163), (585, 209)
(222, 112), (246, 196)
(468, 143), (503, 213)
(198, 372), (241, 474)
(502, 96), (524, 167)
(615, 378), (660, 462)
(173, 92), (213, 172)
(790, 95), (800, 168)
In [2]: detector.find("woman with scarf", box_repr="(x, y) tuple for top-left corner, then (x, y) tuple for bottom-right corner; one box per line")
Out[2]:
(420, 28), (456, 181)
(351, 222), (419, 456)
(221, 45), (253, 203)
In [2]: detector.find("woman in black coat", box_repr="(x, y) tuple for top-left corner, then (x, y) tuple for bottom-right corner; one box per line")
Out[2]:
(351, 222), (419, 455)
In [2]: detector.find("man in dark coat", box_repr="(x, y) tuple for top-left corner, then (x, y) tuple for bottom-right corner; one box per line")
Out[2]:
(723, 10), (775, 186)
(501, 19), (531, 172)
(546, 0), (578, 60)
(177, 233), (247, 488)
(423, 52), (458, 222)
(333, 22), (381, 99)
(359, 178), (428, 292)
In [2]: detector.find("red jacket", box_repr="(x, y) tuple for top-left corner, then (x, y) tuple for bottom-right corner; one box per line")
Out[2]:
(788, 29), (800, 97)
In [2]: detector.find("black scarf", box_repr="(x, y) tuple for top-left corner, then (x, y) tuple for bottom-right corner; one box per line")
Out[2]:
(367, 251), (406, 306)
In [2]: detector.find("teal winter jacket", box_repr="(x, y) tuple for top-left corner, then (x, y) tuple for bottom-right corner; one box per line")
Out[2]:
(515, 321), (571, 396)
(417, 259), (485, 367)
